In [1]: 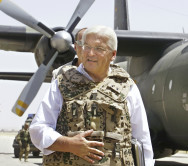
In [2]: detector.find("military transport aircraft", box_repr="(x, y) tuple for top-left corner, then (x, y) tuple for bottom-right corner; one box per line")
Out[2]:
(0, 0), (188, 159)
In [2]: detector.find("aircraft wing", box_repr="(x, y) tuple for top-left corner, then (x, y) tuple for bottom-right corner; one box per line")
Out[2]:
(0, 25), (79, 53)
(0, 72), (51, 82)
(1, 25), (188, 55)
(1, 27), (188, 82)
(115, 30), (188, 57)
(0, 25), (44, 82)
(0, 25), (42, 52)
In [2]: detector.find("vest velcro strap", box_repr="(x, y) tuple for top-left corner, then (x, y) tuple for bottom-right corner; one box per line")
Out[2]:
(106, 132), (123, 141)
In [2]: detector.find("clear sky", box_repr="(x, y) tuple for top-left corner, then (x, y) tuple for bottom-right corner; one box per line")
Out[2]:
(1, 0), (188, 131)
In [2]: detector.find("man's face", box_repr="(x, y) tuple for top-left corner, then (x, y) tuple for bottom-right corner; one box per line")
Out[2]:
(82, 33), (116, 77)
(24, 124), (29, 130)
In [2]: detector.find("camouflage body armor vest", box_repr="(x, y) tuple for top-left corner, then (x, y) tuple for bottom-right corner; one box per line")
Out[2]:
(17, 129), (30, 145)
(43, 65), (135, 166)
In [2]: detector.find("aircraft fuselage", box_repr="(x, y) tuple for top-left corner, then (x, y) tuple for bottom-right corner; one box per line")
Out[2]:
(138, 41), (188, 153)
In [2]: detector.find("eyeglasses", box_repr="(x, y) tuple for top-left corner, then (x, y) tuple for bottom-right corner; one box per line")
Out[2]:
(75, 40), (82, 46)
(82, 44), (111, 54)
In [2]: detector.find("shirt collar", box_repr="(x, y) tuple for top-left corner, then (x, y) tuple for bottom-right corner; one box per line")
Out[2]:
(77, 63), (111, 81)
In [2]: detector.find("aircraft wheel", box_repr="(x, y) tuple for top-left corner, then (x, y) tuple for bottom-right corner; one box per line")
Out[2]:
(32, 151), (40, 157)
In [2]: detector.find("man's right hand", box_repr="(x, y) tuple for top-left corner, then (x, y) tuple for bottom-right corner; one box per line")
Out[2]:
(47, 129), (104, 164)
(67, 129), (104, 164)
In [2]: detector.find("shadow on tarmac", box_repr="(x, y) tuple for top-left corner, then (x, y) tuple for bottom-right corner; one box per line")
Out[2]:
(12, 155), (42, 159)
(155, 161), (188, 166)
(34, 163), (42, 166)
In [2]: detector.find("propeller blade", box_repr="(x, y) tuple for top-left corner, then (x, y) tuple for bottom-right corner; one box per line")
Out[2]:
(9, 0), (94, 117)
(12, 48), (58, 116)
(0, 0), (54, 38)
(66, 0), (95, 33)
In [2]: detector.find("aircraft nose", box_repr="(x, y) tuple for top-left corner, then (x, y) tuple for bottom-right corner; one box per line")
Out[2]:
(164, 48), (188, 112)
(144, 45), (188, 147)
(161, 49), (188, 146)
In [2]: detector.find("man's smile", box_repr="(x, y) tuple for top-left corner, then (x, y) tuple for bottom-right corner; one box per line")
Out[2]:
(87, 59), (97, 62)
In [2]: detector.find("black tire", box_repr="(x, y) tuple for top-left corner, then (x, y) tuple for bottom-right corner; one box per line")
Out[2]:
(14, 148), (20, 158)
(32, 151), (40, 157)
(154, 148), (174, 159)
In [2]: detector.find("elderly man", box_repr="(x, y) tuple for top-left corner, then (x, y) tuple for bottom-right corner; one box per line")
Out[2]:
(29, 25), (154, 166)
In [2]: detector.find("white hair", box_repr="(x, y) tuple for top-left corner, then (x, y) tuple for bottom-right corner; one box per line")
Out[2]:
(82, 25), (118, 51)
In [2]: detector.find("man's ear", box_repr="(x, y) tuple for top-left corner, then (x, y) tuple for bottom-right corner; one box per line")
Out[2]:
(111, 50), (116, 61)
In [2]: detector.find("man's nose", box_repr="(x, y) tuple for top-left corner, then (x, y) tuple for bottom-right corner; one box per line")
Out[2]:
(88, 48), (96, 56)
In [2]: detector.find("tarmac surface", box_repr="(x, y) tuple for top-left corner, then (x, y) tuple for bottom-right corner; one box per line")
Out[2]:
(0, 153), (42, 166)
(0, 132), (188, 166)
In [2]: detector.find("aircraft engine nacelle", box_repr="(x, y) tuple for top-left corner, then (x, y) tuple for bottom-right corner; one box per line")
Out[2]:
(141, 41), (188, 158)
(34, 27), (74, 75)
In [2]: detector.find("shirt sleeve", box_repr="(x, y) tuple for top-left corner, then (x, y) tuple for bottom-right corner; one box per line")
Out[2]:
(29, 79), (63, 155)
(127, 83), (155, 166)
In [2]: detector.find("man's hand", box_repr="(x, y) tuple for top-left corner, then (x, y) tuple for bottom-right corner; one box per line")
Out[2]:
(47, 129), (104, 164)
(68, 130), (104, 164)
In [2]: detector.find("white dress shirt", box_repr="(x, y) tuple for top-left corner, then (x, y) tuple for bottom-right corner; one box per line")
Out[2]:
(29, 64), (155, 166)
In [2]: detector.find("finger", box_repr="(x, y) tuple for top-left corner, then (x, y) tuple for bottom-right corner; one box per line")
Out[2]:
(89, 147), (104, 157)
(82, 155), (95, 164)
(81, 129), (93, 138)
(88, 140), (104, 147)
(88, 152), (103, 161)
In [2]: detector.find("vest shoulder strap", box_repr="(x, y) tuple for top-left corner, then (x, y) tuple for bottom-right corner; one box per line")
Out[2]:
(57, 65), (134, 101)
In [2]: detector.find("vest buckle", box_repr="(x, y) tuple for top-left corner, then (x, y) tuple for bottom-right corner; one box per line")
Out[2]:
(114, 143), (121, 158)
(91, 103), (98, 117)
(72, 103), (77, 117)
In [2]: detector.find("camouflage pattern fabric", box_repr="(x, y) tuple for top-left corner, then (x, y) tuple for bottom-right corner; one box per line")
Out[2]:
(16, 128), (31, 161)
(43, 64), (135, 166)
